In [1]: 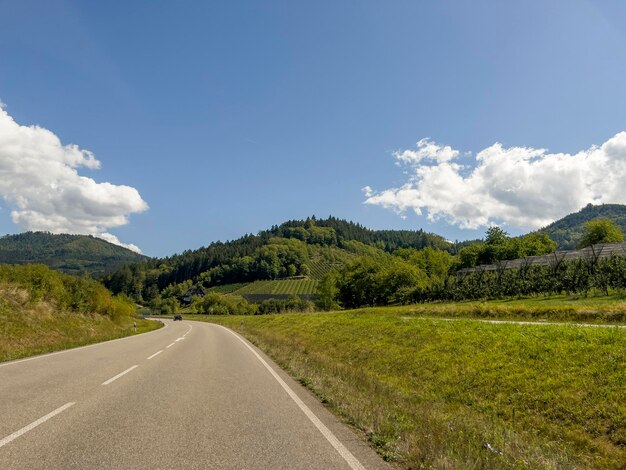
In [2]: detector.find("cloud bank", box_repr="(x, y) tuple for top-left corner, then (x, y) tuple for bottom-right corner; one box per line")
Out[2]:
(0, 103), (148, 253)
(364, 134), (626, 230)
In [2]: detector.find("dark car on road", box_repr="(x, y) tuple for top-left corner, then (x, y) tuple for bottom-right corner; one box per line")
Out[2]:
(173, 314), (183, 321)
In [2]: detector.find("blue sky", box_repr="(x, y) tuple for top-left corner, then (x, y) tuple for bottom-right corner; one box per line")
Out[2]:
(2, 1), (626, 256)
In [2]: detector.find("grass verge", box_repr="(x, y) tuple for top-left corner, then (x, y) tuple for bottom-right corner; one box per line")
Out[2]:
(187, 299), (626, 468)
(0, 289), (162, 363)
(368, 294), (626, 324)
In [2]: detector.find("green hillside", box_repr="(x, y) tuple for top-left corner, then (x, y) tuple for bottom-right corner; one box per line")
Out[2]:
(103, 206), (626, 308)
(0, 232), (146, 277)
(0, 264), (159, 362)
(539, 203), (626, 249)
(103, 216), (445, 302)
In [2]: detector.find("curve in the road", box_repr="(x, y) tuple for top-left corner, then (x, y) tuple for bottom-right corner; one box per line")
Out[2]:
(0, 319), (389, 470)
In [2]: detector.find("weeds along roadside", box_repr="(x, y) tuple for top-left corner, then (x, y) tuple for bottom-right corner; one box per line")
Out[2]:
(190, 306), (626, 469)
(0, 264), (162, 363)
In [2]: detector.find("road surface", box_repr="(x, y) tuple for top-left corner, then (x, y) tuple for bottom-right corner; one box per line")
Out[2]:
(0, 319), (390, 469)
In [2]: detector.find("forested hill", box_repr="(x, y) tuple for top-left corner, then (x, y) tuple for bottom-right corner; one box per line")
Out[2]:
(103, 207), (626, 308)
(539, 204), (626, 249)
(103, 216), (453, 301)
(0, 232), (145, 277)
(266, 216), (452, 251)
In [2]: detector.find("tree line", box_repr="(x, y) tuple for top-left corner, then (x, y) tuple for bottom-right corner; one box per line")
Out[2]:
(103, 215), (626, 314)
(315, 218), (626, 309)
(103, 217), (452, 303)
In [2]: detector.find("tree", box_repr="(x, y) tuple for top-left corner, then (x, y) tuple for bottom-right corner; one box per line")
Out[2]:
(517, 232), (557, 257)
(394, 247), (452, 288)
(577, 218), (624, 248)
(336, 256), (427, 308)
(456, 243), (483, 268)
(485, 226), (509, 245)
(455, 229), (556, 269)
(315, 270), (340, 311)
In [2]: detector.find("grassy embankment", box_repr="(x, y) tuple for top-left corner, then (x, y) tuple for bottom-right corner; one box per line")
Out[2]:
(0, 264), (161, 363)
(187, 296), (626, 469)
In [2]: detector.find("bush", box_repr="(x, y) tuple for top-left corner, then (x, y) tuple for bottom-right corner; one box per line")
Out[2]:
(0, 264), (135, 321)
(257, 296), (315, 314)
(196, 292), (257, 315)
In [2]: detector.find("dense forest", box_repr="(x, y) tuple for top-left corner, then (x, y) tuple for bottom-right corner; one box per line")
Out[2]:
(0, 232), (145, 277)
(270, 216), (453, 252)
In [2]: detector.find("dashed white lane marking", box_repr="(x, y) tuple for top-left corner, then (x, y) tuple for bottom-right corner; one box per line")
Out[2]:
(216, 325), (366, 470)
(0, 402), (75, 449)
(102, 365), (138, 385)
(166, 343), (175, 349)
(181, 324), (193, 339)
(175, 338), (184, 342)
(147, 350), (163, 360)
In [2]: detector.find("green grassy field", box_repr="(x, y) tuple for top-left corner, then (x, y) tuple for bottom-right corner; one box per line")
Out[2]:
(399, 294), (626, 324)
(232, 278), (318, 296)
(187, 298), (626, 468)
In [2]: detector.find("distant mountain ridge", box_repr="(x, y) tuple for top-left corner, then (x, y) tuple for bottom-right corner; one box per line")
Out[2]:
(538, 204), (626, 249)
(0, 232), (146, 277)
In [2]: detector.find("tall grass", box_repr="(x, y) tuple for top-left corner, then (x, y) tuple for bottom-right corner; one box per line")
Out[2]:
(0, 264), (135, 320)
(0, 264), (161, 362)
(194, 303), (626, 468)
(401, 295), (626, 324)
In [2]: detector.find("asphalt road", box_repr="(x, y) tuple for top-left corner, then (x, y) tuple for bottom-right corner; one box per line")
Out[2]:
(0, 319), (391, 470)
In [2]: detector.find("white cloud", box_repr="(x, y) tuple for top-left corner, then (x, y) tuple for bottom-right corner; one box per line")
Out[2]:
(0, 103), (148, 253)
(394, 138), (460, 164)
(364, 133), (626, 230)
(362, 185), (374, 198)
(98, 232), (142, 254)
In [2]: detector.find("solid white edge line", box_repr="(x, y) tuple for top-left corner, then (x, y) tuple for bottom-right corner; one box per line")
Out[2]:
(0, 402), (75, 449)
(102, 365), (138, 385)
(0, 320), (167, 369)
(147, 350), (163, 360)
(216, 325), (366, 470)
(166, 343), (175, 349)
